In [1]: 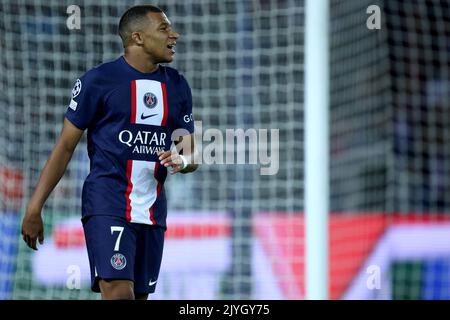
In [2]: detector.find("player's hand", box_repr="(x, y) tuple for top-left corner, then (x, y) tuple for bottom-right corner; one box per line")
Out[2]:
(157, 150), (185, 175)
(21, 205), (44, 250)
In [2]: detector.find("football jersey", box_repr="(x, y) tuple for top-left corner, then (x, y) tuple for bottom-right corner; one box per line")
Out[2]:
(65, 56), (194, 228)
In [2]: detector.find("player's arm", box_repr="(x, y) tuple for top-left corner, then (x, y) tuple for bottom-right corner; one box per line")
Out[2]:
(21, 118), (84, 250)
(158, 133), (199, 174)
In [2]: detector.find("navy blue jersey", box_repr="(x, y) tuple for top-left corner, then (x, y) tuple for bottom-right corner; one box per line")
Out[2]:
(65, 56), (194, 228)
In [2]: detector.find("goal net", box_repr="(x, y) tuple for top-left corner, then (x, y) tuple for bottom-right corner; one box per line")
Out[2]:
(0, 0), (303, 299)
(330, 0), (450, 299)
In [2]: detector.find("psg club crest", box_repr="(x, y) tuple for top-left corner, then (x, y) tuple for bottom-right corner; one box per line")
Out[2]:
(72, 79), (82, 98)
(110, 253), (127, 270)
(143, 92), (158, 109)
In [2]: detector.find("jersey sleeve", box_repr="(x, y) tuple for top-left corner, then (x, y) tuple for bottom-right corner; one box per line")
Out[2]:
(65, 71), (102, 130)
(175, 75), (195, 134)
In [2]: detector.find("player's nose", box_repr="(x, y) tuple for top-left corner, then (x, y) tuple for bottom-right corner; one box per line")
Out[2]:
(170, 30), (179, 40)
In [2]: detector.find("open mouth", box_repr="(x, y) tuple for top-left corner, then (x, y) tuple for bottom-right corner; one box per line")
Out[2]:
(167, 43), (176, 53)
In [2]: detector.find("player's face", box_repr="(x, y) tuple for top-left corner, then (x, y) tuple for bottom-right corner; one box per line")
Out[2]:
(141, 12), (179, 64)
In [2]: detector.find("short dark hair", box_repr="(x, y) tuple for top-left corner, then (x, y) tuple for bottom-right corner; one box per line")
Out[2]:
(118, 5), (163, 46)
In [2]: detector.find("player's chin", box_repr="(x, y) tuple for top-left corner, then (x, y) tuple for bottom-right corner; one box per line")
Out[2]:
(162, 51), (175, 63)
(164, 54), (175, 63)
(157, 57), (174, 65)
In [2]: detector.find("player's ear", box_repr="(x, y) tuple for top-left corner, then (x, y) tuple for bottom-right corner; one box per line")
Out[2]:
(131, 31), (144, 45)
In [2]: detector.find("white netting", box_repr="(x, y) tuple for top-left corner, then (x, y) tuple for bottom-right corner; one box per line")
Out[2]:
(0, 0), (303, 299)
(330, 0), (450, 300)
(4, 0), (450, 301)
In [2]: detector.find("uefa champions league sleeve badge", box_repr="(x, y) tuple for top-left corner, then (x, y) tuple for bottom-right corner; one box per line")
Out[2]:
(72, 79), (82, 98)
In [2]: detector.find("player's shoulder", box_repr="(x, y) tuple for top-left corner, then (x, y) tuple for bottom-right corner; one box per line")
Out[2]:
(79, 57), (122, 83)
(160, 65), (190, 86)
(94, 57), (123, 73)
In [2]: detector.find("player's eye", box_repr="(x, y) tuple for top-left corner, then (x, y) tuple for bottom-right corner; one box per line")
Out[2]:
(160, 25), (172, 32)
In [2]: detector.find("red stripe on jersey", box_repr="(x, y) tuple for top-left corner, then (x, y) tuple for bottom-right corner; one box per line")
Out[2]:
(130, 80), (136, 124)
(149, 162), (159, 225)
(161, 83), (168, 126)
(149, 207), (155, 225)
(155, 162), (162, 198)
(125, 160), (133, 222)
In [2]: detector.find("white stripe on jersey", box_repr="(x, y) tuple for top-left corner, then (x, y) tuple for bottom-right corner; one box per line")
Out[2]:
(134, 80), (165, 126)
(128, 160), (158, 224)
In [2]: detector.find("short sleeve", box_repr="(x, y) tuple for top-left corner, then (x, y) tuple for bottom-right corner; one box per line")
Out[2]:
(175, 75), (195, 134)
(65, 71), (102, 130)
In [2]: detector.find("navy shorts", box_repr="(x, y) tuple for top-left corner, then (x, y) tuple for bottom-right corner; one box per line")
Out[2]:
(82, 215), (165, 294)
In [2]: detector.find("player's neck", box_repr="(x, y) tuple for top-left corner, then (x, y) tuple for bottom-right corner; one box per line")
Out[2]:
(123, 52), (158, 74)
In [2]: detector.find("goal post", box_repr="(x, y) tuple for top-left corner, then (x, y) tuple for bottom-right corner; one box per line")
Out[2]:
(304, 0), (329, 300)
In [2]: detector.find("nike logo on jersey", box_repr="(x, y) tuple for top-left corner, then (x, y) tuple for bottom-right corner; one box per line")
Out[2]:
(149, 279), (158, 286)
(141, 113), (157, 120)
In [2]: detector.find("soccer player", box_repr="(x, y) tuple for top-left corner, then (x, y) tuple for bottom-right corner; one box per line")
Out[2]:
(21, 5), (198, 300)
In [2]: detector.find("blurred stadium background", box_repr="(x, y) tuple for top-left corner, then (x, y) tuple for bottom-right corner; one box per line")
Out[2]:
(1, 0), (450, 300)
